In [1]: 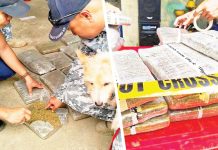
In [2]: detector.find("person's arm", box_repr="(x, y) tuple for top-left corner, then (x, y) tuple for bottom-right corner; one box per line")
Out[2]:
(196, 0), (218, 21)
(0, 33), (27, 77)
(0, 107), (31, 124)
(174, 0), (218, 28)
(0, 33), (43, 94)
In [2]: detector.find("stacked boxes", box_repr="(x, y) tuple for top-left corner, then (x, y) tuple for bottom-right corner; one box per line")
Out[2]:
(113, 50), (170, 135)
(139, 42), (218, 122)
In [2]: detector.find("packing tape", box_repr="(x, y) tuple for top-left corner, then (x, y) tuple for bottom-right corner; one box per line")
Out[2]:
(131, 112), (138, 125)
(118, 73), (218, 100)
(130, 126), (136, 135)
(177, 29), (181, 43)
(193, 13), (213, 32)
(137, 106), (143, 113)
(197, 107), (203, 119)
(199, 93), (210, 103)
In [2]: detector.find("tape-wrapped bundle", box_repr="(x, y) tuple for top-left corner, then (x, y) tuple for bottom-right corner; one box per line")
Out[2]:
(120, 97), (156, 112)
(157, 27), (188, 45)
(139, 45), (202, 80)
(139, 43), (218, 110)
(182, 31), (218, 61)
(124, 114), (170, 136)
(122, 97), (167, 128)
(113, 50), (155, 84)
(166, 93), (218, 110)
(170, 103), (218, 122)
(18, 50), (56, 75)
(113, 50), (156, 109)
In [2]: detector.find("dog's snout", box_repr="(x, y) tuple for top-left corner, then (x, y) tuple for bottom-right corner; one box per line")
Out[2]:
(95, 102), (103, 107)
(110, 92), (115, 100)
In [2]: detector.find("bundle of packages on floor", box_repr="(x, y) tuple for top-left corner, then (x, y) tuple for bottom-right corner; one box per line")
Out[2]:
(113, 50), (170, 136)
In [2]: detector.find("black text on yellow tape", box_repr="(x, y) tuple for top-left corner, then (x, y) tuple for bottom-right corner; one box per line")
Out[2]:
(117, 73), (218, 100)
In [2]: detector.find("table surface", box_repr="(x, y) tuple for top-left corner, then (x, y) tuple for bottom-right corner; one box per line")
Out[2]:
(125, 116), (218, 150)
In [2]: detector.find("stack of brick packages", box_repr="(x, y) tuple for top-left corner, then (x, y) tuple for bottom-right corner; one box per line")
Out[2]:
(139, 42), (218, 122)
(16, 34), (80, 102)
(15, 34), (88, 121)
(113, 50), (169, 136)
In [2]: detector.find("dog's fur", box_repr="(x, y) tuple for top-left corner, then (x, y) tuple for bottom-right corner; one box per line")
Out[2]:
(76, 50), (116, 108)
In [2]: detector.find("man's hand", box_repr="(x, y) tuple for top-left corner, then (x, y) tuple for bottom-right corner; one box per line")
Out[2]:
(174, 0), (218, 28)
(0, 107), (31, 124)
(199, 0), (218, 21)
(24, 75), (44, 96)
(174, 10), (195, 28)
(46, 97), (64, 111)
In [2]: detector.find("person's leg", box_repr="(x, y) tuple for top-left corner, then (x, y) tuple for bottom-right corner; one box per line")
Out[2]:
(0, 59), (15, 80)
(0, 59), (15, 131)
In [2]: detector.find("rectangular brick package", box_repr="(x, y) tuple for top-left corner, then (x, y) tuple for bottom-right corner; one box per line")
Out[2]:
(60, 43), (79, 59)
(113, 50), (156, 108)
(18, 50), (56, 75)
(182, 31), (218, 61)
(122, 97), (168, 128)
(44, 52), (72, 70)
(124, 114), (170, 136)
(157, 27), (188, 44)
(25, 101), (68, 139)
(170, 103), (218, 122)
(113, 50), (155, 84)
(120, 97), (156, 112)
(14, 80), (50, 104)
(166, 94), (218, 110)
(40, 70), (66, 93)
(36, 41), (65, 54)
(61, 34), (81, 45)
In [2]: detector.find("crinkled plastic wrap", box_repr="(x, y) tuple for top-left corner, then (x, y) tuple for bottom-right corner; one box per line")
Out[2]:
(182, 31), (218, 61)
(112, 50), (155, 85)
(35, 41), (65, 54)
(157, 27), (188, 44)
(122, 97), (167, 128)
(14, 80), (50, 104)
(25, 101), (68, 139)
(170, 103), (218, 122)
(18, 50), (56, 75)
(166, 93), (218, 110)
(139, 44), (218, 109)
(139, 45), (202, 80)
(124, 114), (170, 136)
(44, 52), (72, 70)
(120, 97), (156, 112)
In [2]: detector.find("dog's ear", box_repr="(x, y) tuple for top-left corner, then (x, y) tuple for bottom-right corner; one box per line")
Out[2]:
(76, 49), (88, 65)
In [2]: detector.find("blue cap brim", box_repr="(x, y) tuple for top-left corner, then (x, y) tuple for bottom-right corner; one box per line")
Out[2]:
(0, 0), (30, 18)
(49, 23), (69, 41)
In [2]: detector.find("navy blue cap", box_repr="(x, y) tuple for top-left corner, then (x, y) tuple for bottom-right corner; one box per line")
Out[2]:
(0, 0), (30, 17)
(48, 0), (90, 41)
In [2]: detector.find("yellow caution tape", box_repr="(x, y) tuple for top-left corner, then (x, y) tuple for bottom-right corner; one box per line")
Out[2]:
(117, 73), (218, 100)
